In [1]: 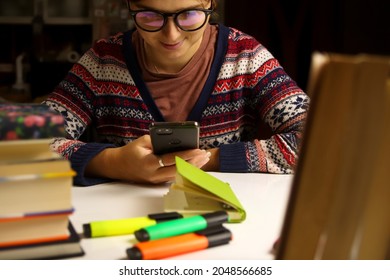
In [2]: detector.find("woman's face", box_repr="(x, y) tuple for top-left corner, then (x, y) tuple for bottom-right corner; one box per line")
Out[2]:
(130, 0), (211, 68)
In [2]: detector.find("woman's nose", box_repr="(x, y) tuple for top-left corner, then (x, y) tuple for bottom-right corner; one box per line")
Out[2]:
(160, 17), (182, 38)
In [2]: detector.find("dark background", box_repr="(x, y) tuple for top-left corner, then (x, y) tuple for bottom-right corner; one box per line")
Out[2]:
(224, 0), (390, 90)
(1, 0), (389, 101)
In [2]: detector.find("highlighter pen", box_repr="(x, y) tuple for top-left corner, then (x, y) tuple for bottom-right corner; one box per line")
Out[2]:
(134, 211), (229, 242)
(82, 212), (183, 238)
(127, 226), (232, 260)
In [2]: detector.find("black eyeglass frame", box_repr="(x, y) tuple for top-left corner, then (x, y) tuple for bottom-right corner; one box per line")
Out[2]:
(127, 3), (214, 32)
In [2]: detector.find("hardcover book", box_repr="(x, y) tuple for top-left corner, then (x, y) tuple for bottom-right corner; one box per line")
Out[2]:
(164, 157), (246, 223)
(276, 52), (390, 259)
(0, 139), (61, 164)
(0, 212), (73, 248)
(0, 159), (75, 216)
(0, 221), (84, 260)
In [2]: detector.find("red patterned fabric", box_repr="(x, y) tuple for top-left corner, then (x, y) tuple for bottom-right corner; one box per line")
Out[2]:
(43, 24), (309, 186)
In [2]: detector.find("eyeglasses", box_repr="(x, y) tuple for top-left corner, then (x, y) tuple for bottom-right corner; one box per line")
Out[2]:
(127, 5), (213, 32)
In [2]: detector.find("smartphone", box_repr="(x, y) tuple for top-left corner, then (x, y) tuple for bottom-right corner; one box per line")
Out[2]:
(149, 121), (200, 155)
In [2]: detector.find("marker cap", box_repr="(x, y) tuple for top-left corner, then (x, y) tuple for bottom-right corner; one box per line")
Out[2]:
(203, 211), (229, 227)
(127, 247), (143, 260)
(134, 228), (149, 242)
(148, 212), (183, 222)
(83, 223), (92, 238)
(196, 226), (232, 247)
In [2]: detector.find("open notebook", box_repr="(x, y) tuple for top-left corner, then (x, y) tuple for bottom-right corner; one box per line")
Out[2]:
(164, 157), (246, 223)
(275, 52), (390, 260)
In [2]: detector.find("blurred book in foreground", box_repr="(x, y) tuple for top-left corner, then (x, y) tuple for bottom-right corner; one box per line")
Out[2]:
(276, 52), (390, 260)
(0, 221), (84, 260)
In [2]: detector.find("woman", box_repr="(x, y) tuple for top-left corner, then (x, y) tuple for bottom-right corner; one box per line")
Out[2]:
(43, 0), (309, 186)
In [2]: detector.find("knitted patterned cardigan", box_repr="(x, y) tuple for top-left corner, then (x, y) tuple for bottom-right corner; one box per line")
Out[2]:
(43, 24), (309, 186)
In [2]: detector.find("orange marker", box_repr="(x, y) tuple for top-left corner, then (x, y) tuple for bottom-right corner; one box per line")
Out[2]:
(126, 226), (232, 260)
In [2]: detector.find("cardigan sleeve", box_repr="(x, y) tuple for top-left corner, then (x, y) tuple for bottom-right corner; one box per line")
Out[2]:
(218, 90), (309, 174)
(43, 43), (117, 186)
(218, 70), (309, 174)
(70, 142), (116, 186)
(216, 28), (309, 174)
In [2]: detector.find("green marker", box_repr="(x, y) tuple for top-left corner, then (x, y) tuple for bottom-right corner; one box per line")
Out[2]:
(82, 212), (182, 238)
(134, 211), (229, 242)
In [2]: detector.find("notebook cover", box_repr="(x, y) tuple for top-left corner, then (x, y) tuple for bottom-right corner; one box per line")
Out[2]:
(171, 157), (246, 222)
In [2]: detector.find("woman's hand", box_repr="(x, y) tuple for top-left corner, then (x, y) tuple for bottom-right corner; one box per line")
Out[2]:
(85, 135), (212, 184)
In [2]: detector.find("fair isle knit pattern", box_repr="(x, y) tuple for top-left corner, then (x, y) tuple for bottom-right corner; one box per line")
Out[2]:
(44, 24), (309, 186)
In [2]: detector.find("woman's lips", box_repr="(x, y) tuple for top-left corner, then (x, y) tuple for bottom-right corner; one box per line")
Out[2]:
(161, 41), (183, 50)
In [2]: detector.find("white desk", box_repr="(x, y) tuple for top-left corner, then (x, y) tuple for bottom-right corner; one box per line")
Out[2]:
(70, 173), (293, 260)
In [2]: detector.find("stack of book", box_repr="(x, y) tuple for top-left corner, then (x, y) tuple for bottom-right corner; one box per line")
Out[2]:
(0, 104), (84, 259)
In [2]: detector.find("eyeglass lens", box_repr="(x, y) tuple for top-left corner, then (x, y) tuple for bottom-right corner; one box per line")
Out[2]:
(135, 10), (207, 31)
